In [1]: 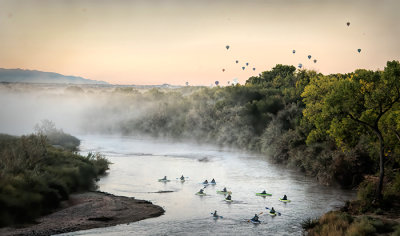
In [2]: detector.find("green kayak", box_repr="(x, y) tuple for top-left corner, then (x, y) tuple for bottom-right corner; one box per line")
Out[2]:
(279, 198), (291, 202)
(256, 193), (272, 196)
(158, 179), (171, 182)
(216, 190), (232, 195)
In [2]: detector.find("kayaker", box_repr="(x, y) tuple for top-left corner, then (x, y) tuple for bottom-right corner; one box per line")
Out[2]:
(162, 176), (167, 180)
(203, 180), (208, 184)
(199, 189), (204, 194)
(226, 194), (231, 200)
(270, 207), (276, 214)
(180, 175), (185, 180)
(261, 190), (267, 194)
(251, 214), (259, 222)
(223, 187), (227, 192)
(213, 210), (218, 217)
(282, 195), (287, 200)
(211, 178), (216, 184)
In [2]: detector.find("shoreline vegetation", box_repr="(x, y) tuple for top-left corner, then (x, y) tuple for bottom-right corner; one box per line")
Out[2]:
(0, 122), (164, 234)
(1, 61), (399, 235)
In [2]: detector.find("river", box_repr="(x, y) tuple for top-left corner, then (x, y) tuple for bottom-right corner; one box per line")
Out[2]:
(58, 135), (355, 236)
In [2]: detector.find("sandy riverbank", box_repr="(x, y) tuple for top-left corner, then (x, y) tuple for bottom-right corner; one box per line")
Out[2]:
(0, 191), (165, 236)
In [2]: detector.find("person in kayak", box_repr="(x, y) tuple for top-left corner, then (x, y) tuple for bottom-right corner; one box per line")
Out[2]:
(223, 187), (227, 192)
(213, 210), (218, 217)
(203, 180), (208, 184)
(270, 207), (276, 214)
(225, 194), (232, 200)
(199, 189), (204, 194)
(211, 178), (216, 184)
(251, 214), (259, 222)
(282, 195), (287, 200)
(180, 175), (185, 180)
(261, 190), (267, 194)
(162, 176), (167, 180)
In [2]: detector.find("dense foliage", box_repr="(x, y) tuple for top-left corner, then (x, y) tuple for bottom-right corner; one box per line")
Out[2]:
(35, 119), (80, 151)
(100, 63), (399, 189)
(0, 133), (109, 226)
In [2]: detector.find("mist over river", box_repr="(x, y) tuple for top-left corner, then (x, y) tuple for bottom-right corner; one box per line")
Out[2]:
(57, 135), (355, 236)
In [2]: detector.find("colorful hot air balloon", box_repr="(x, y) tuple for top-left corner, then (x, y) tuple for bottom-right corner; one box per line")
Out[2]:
(235, 60), (239, 63)
(292, 50), (296, 54)
(298, 63), (303, 69)
(357, 49), (361, 53)
(313, 59), (317, 63)
(222, 69), (225, 72)
(246, 62), (249, 66)
(252, 68), (256, 71)
(347, 22), (350, 26)
(308, 55), (312, 59)
(242, 66), (245, 70)
(226, 45), (230, 50)
(215, 81), (219, 86)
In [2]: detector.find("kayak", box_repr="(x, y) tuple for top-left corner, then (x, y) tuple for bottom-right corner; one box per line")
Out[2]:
(195, 192), (206, 196)
(279, 198), (291, 202)
(269, 212), (277, 216)
(216, 190), (232, 195)
(212, 215), (223, 219)
(256, 193), (272, 196)
(225, 199), (233, 202)
(210, 182), (216, 185)
(158, 179), (170, 182)
(250, 219), (261, 224)
(180, 179), (185, 183)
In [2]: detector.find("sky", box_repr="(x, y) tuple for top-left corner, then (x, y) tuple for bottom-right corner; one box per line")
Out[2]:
(0, 0), (399, 85)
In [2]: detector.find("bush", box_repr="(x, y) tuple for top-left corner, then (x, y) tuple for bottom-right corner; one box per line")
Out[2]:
(0, 133), (109, 227)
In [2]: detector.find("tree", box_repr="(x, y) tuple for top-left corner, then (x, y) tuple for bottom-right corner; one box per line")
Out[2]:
(302, 61), (400, 199)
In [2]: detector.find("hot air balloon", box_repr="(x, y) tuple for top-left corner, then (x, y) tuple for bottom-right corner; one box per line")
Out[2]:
(308, 55), (312, 59)
(313, 59), (317, 63)
(233, 78), (238, 85)
(227, 81), (230, 85)
(226, 45), (230, 50)
(242, 66), (245, 70)
(246, 62), (249, 66)
(215, 81), (219, 86)
(357, 49), (361, 53)
(347, 22), (350, 26)
(252, 68), (256, 71)
(236, 60), (239, 63)
(222, 69), (225, 72)
(293, 50), (296, 54)
(298, 63), (303, 69)
(185, 82), (189, 86)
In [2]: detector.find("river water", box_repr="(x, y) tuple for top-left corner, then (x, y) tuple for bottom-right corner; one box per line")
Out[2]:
(59, 135), (355, 236)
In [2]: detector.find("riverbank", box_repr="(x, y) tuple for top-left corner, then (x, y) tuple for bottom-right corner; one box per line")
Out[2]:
(304, 200), (400, 235)
(0, 191), (165, 236)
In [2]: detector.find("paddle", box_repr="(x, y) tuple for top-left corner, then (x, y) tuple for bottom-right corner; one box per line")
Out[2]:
(265, 207), (281, 216)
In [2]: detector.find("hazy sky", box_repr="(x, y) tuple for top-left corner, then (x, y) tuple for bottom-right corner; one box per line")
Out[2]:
(1, 0), (399, 85)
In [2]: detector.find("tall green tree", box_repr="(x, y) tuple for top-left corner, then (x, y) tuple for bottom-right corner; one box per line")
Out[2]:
(302, 61), (400, 199)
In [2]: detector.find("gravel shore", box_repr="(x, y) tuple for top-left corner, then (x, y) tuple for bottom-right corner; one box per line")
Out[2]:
(0, 191), (165, 236)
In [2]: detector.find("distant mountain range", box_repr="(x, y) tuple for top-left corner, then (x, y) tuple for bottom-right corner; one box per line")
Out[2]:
(0, 68), (109, 85)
